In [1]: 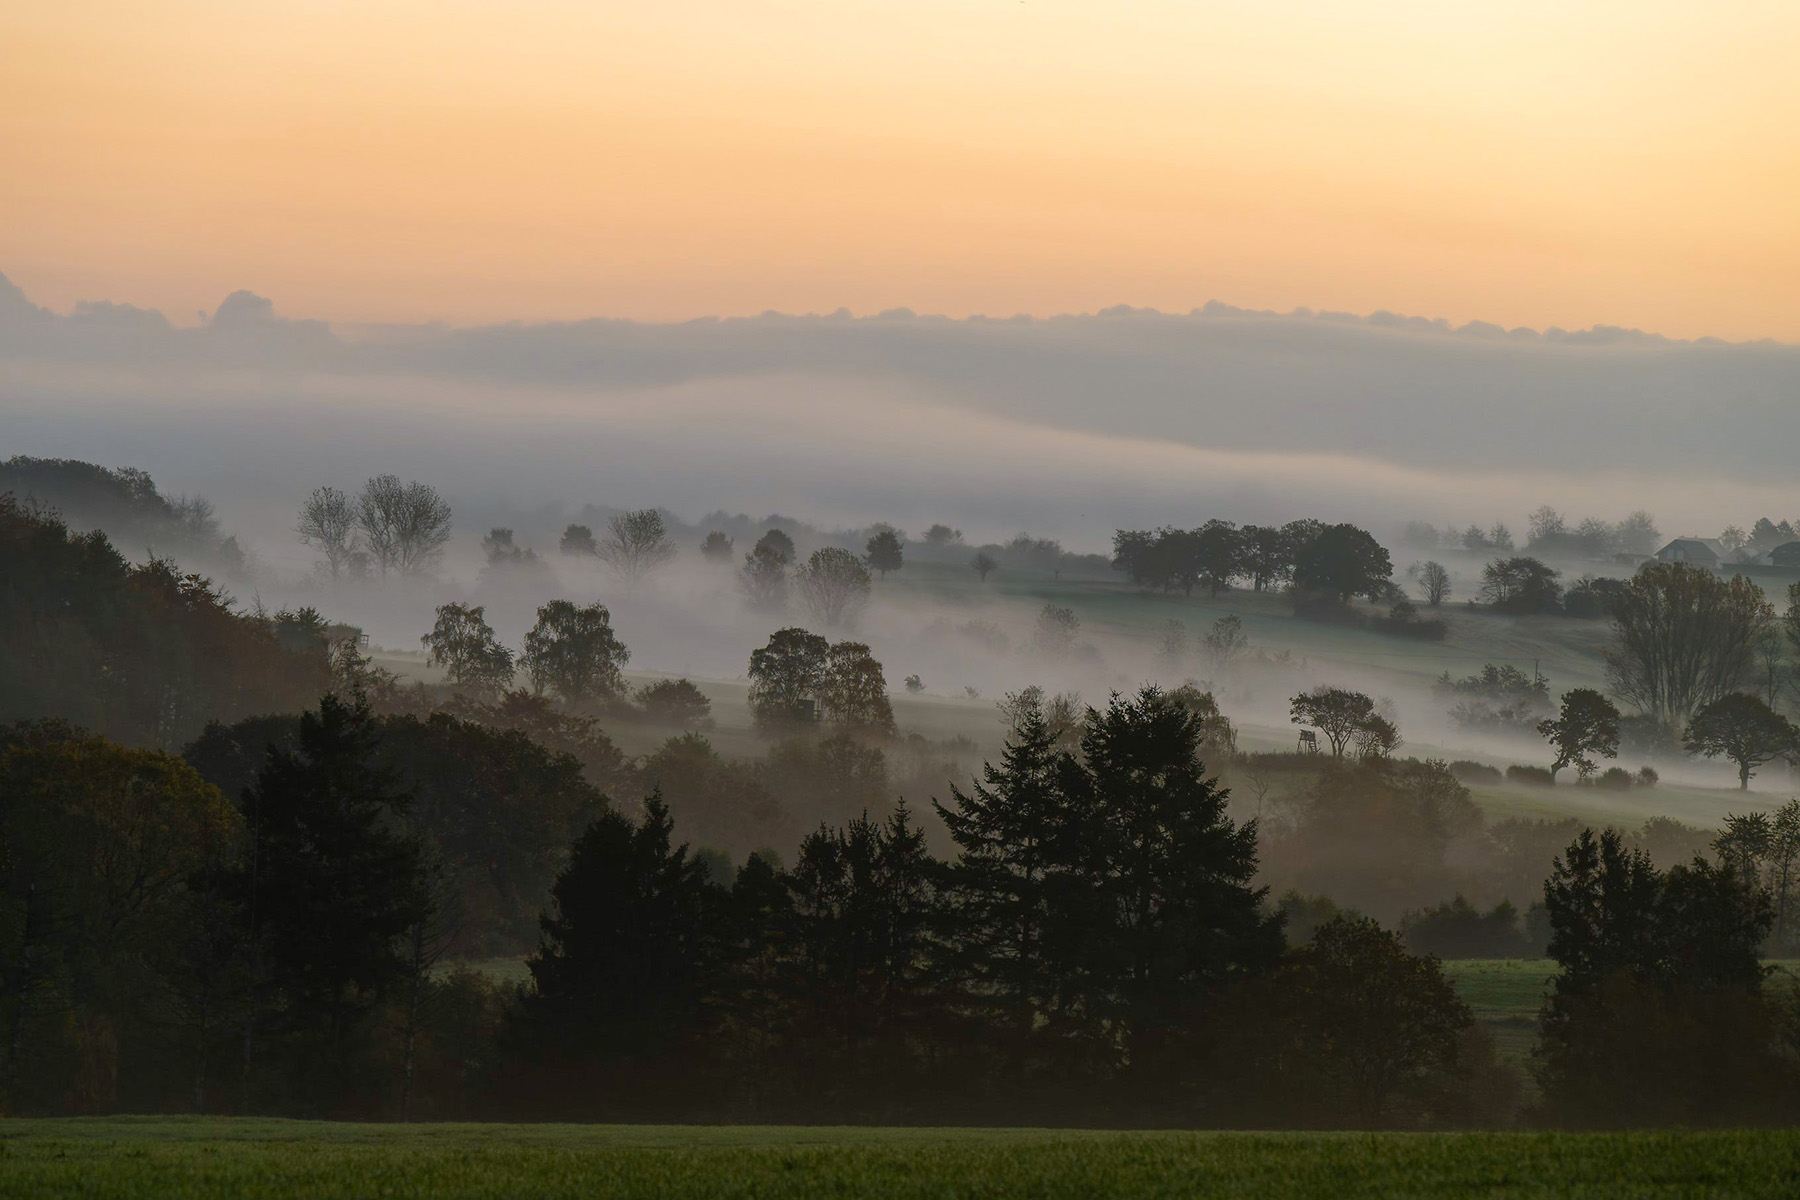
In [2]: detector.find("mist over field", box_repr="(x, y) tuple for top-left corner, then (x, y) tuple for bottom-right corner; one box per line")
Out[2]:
(5, 273), (1798, 569)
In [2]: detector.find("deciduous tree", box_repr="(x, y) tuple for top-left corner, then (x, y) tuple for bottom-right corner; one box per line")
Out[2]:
(520, 600), (629, 707)
(1605, 564), (1772, 729)
(1683, 692), (1797, 790)
(422, 603), (515, 697)
(795, 548), (871, 627)
(296, 486), (358, 580)
(1536, 689), (1620, 783)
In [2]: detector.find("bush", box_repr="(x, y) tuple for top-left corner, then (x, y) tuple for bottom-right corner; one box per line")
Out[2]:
(1636, 765), (1659, 788)
(1594, 766), (1635, 790)
(1505, 764), (1554, 788)
(1448, 760), (1503, 785)
(635, 678), (714, 728)
(1370, 600), (1449, 641)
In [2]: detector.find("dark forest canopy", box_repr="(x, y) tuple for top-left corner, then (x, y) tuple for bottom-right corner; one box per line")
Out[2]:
(0, 494), (327, 747)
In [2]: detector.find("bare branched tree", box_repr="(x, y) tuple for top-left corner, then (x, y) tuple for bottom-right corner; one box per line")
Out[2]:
(1414, 560), (1452, 607)
(595, 509), (676, 583)
(1605, 563), (1772, 730)
(357, 475), (452, 578)
(795, 547), (871, 626)
(296, 486), (358, 580)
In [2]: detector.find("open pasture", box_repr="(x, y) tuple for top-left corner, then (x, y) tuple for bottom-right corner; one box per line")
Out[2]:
(3, 1118), (1799, 1199)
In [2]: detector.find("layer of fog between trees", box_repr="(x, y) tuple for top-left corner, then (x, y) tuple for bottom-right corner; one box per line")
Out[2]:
(7, 451), (1791, 804)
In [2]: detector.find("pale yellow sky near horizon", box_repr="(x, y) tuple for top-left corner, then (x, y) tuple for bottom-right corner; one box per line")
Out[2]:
(3, 1), (1797, 338)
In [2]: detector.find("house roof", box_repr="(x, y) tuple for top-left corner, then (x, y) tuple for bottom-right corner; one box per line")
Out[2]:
(1656, 537), (1725, 558)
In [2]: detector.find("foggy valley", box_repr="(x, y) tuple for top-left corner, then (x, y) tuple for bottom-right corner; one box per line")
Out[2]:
(7, 1), (1800, 1185)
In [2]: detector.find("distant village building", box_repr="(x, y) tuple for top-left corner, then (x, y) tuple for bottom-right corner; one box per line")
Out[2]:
(1769, 541), (1800, 569)
(1654, 537), (1724, 566)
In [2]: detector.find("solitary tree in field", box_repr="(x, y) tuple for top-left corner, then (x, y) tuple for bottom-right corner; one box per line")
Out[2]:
(1537, 688), (1620, 783)
(596, 510), (676, 583)
(296, 486), (359, 580)
(1683, 693), (1798, 791)
(520, 599), (630, 707)
(421, 603), (514, 696)
(795, 548), (872, 626)
(971, 550), (998, 582)
(1289, 686), (1377, 757)
(1414, 561), (1452, 607)
(865, 528), (905, 578)
(699, 531), (734, 563)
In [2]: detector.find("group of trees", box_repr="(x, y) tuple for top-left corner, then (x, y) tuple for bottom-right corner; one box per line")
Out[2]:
(10, 679), (1790, 1125)
(1436, 664), (1551, 733)
(418, 598), (716, 732)
(747, 629), (896, 738)
(1717, 517), (1799, 559)
(1403, 510), (1660, 561)
(506, 687), (1496, 1127)
(735, 531), (875, 627)
(297, 477), (453, 581)
(1113, 521), (1393, 613)
(421, 600), (633, 708)
(1534, 828), (1792, 1126)
(1289, 687), (1400, 759)
(2, 457), (245, 571)
(1, 496), (331, 747)
(1, 690), (619, 1117)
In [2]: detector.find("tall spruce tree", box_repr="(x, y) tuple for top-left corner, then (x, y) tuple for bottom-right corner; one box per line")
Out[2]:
(516, 794), (724, 1118)
(1069, 687), (1284, 1094)
(934, 702), (1081, 1062)
(232, 694), (429, 1110)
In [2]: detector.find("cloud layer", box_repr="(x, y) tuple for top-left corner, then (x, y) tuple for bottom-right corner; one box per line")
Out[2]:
(4, 275), (1797, 557)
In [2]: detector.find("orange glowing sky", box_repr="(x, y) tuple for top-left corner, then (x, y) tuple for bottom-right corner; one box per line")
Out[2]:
(4, 1), (1797, 337)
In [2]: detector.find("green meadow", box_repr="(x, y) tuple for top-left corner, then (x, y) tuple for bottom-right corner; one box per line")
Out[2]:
(4, 1118), (1799, 1199)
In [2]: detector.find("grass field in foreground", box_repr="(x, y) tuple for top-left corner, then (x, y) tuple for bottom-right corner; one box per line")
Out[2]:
(3, 1118), (1798, 1199)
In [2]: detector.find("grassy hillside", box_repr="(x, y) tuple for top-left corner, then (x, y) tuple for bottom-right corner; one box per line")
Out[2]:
(5, 1118), (1799, 1198)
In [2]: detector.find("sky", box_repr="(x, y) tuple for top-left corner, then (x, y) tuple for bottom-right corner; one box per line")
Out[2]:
(4, 1), (1798, 339)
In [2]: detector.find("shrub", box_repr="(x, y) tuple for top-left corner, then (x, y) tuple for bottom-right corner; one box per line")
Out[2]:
(1594, 766), (1635, 790)
(1370, 600), (1449, 641)
(1505, 764), (1554, 788)
(635, 678), (714, 728)
(1448, 760), (1503, 785)
(1636, 765), (1659, 788)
